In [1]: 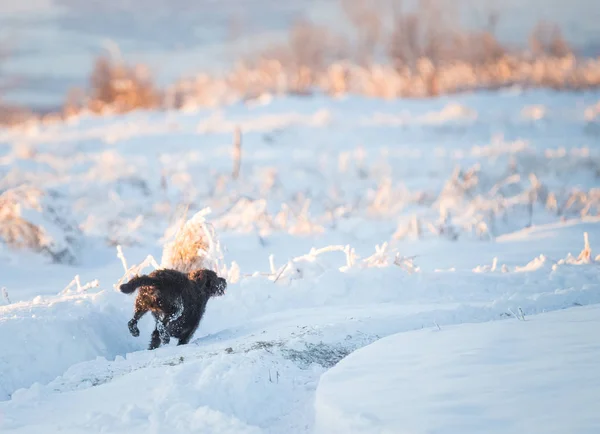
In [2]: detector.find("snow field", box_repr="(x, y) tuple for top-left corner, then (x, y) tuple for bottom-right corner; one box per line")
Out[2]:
(1, 89), (600, 432)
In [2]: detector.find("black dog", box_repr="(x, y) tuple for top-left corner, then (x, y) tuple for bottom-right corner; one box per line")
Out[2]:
(119, 268), (226, 350)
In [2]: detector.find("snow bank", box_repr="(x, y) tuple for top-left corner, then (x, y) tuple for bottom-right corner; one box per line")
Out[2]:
(0, 289), (144, 400)
(315, 305), (600, 434)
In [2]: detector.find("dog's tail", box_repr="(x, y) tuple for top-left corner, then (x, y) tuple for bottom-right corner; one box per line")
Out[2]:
(119, 275), (157, 294)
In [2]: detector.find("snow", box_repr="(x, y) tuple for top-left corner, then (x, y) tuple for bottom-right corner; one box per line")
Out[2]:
(1, 89), (600, 432)
(315, 305), (600, 434)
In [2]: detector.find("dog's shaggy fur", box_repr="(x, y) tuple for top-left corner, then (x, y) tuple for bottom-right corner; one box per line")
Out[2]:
(119, 268), (226, 350)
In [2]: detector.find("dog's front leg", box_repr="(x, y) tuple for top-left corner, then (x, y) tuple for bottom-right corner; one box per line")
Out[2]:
(128, 306), (148, 337)
(128, 319), (140, 337)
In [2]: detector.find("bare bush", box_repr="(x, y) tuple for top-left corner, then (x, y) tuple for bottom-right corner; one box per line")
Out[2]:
(387, 2), (506, 70)
(451, 12), (505, 65)
(287, 20), (344, 72)
(241, 19), (348, 96)
(341, 0), (384, 65)
(530, 20), (571, 58)
(66, 54), (160, 115)
(388, 9), (424, 69)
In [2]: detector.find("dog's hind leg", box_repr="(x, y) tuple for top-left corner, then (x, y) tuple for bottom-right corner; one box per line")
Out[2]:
(148, 314), (165, 350)
(149, 328), (162, 350)
(157, 316), (171, 345)
(176, 323), (199, 346)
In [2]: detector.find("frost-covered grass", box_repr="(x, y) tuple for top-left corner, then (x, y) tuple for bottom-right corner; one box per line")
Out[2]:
(0, 89), (599, 432)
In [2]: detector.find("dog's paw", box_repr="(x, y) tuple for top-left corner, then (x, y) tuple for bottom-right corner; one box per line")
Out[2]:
(158, 326), (170, 344)
(128, 319), (140, 337)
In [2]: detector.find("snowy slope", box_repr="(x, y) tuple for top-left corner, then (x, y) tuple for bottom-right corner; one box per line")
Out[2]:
(1, 226), (599, 432)
(1, 89), (600, 432)
(315, 304), (600, 434)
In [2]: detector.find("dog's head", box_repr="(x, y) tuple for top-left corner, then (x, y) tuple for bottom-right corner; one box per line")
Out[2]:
(188, 269), (227, 297)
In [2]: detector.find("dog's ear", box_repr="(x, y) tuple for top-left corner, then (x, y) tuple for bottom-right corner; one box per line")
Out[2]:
(188, 269), (206, 284)
(188, 269), (226, 297)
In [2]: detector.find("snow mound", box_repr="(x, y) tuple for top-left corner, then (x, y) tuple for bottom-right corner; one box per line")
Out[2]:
(315, 305), (600, 434)
(0, 289), (143, 400)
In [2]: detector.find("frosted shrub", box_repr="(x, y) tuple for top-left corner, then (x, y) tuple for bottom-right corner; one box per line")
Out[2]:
(85, 55), (159, 114)
(0, 186), (80, 263)
(161, 207), (223, 274)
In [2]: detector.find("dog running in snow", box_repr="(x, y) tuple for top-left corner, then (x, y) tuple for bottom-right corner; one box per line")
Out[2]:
(119, 268), (226, 350)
